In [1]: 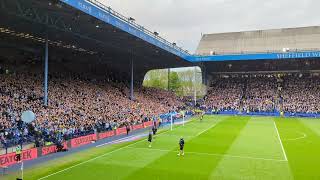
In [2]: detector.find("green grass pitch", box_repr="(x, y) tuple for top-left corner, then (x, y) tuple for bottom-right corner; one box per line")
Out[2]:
(5, 115), (320, 180)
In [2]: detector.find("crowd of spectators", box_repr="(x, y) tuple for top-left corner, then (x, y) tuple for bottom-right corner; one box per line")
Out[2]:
(242, 75), (279, 113)
(3, 66), (320, 152)
(205, 74), (320, 114)
(0, 69), (184, 151)
(204, 76), (244, 112)
(281, 74), (320, 114)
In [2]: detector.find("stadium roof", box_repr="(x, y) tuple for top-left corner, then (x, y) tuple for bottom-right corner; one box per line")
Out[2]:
(196, 26), (320, 55)
(2, 0), (320, 80)
(193, 26), (320, 63)
(0, 0), (193, 84)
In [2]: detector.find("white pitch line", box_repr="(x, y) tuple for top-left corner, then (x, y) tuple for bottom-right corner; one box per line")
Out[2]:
(38, 137), (145, 180)
(96, 133), (147, 148)
(283, 132), (307, 141)
(273, 121), (288, 161)
(196, 120), (220, 136)
(38, 118), (196, 180)
(126, 147), (287, 162)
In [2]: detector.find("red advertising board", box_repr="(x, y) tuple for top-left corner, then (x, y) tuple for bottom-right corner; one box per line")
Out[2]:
(143, 121), (153, 127)
(132, 124), (143, 130)
(0, 120), (162, 167)
(116, 127), (127, 135)
(41, 142), (68, 156)
(70, 134), (97, 148)
(0, 148), (38, 167)
(98, 131), (115, 139)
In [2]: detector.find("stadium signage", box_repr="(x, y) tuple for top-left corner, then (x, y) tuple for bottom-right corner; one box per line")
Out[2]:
(132, 124), (144, 130)
(98, 12), (110, 23)
(0, 148), (38, 167)
(98, 131), (115, 139)
(78, 1), (92, 14)
(276, 52), (320, 59)
(116, 127), (127, 135)
(143, 121), (153, 127)
(71, 134), (97, 148)
(190, 51), (320, 62)
(60, 0), (189, 60)
(0, 121), (157, 167)
(41, 145), (57, 156)
(41, 143), (68, 156)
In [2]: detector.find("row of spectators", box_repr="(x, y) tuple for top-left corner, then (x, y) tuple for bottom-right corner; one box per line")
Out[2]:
(205, 73), (320, 114)
(243, 76), (279, 113)
(281, 75), (320, 114)
(3, 66), (319, 151)
(0, 70), (184, 150)
(205, 77), (243, 111)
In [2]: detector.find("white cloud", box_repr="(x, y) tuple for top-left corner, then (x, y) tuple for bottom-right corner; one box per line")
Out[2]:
(99, 0), (319, 53)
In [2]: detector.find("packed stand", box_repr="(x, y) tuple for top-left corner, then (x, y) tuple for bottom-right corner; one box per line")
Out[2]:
(205, 73), (320, 114)
(242, 75), (279, 113)
(0, 69), (183, 151)
(204, 76), (244, 112)
(281, 74), (320, 114)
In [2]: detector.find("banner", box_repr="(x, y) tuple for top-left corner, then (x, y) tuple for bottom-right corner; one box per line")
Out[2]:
(132, 124), (143, 130)
(116, 127), (127, 135)
(143, 121), (153, 127)
(0, 117), (177, 167)
(41, 142), (68, 156)
(98, 131), (115, 139)
(60, 0), (188, 60)
(0, 148), (38, 167)
(70, 134), (97, 148)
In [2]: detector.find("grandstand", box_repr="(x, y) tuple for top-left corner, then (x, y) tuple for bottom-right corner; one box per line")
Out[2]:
(0, 0), (192, 86)
(196, 27), (320, 117)
(0, 0), (190, 163)
(1, 0), (320, 179)
(196, 26), (320, 55)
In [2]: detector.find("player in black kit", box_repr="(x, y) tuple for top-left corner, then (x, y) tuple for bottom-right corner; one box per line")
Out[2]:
(200, 110), (204, 122)
(148, 131), (153, 148)
(177, 137), (185, 156)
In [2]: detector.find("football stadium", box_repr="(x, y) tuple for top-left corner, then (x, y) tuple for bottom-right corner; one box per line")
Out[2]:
(1, 0), (320, 180)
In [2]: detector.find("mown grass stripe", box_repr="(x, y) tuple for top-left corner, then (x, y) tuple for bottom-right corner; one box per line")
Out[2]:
(35, 117), (205, 180)
(6, 116), (320, 180)
(124, 116), (250, 180)
(276, 118), (320, 179)
(274, 121), (288, 161)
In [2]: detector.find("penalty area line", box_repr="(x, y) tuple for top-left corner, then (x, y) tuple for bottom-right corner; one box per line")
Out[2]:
(196, 120), (220, 136)
(126, 147), (287, 162)
(273, 121), (288, 161)
(96, 133), (147, 148)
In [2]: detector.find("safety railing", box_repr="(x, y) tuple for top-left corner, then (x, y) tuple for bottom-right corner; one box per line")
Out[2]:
(87, 0), (190, 55)
(195, 48), (320, 56)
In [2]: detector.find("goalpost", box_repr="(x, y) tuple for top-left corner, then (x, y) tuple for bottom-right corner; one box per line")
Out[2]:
(182, 111), (185, 126)
(171, 114), (173, 131)
(170, 112), (185, 131)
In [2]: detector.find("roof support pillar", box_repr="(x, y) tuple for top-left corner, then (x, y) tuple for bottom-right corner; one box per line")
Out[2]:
(44, 34), (49, 106)
(130, 57), (134, 101)
(44, 14), (49, 106)
(167, 68), (170, 91)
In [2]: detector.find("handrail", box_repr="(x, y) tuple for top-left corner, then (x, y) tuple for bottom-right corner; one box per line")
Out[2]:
(86, 0), (190, 55)
(195, 49), (320, 56)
